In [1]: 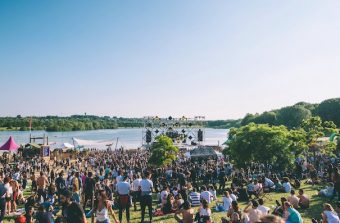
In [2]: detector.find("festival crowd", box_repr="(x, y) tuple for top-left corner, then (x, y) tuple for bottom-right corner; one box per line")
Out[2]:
(0, 148), (339, 223)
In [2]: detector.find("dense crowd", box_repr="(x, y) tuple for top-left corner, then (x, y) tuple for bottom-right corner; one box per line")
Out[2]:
(0, 148), (339, 223)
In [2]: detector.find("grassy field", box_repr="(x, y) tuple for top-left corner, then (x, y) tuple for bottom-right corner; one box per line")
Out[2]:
(2, 181), (336, 223)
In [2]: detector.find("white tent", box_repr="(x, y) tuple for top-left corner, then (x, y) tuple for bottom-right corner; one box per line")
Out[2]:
(51, 142), (75, 150)
(73, 138), (114, 150)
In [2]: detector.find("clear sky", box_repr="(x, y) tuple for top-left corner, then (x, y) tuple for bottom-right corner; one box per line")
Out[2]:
(0, 0), (339, 120)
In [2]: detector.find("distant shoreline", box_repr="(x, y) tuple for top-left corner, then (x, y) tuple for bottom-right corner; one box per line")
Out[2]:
(0, 126), (229, 132)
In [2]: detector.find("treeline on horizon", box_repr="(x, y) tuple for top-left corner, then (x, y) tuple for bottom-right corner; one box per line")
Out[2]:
(0, 97), (339, 131)
(239, 97), (340, 131)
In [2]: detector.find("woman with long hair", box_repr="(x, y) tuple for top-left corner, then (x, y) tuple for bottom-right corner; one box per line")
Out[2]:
(198, 199), (212, 223)
(224, 200), (241, 223)
(91, 190), (118, 223)
(322, 203), (339, 223)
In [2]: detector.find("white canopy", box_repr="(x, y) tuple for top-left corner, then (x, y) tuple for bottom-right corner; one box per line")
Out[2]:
(51, 142), (75, 150)
(73, 138), (114, 150)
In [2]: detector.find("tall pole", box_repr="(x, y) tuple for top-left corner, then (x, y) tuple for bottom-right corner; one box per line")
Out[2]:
(114, 137), (119, 150)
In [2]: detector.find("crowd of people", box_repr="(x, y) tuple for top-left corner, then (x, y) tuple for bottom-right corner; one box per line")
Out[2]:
(0, 147), (339, 223)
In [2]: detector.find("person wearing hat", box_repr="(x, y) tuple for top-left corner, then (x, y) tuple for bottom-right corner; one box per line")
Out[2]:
(60, 189), (87, 223)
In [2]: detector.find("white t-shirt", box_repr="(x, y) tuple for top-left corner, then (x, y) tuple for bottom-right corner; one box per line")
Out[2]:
(257, 205), (270, 215)
(160, 190), (169, 204)
(199, 207), (211, 216)
(132, 178), (141, 191)
(5, 183), (12, 196)
(116, 181), (130, 195)
(222, 196), (233, 211)
(140, 179), (153, 194)
(323, 211), (340, 223)
(201, 191), (213, 203)
(230, 193), (237, 201)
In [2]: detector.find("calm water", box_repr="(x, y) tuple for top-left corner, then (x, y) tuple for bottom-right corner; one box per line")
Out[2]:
(0, 128), (228, 149)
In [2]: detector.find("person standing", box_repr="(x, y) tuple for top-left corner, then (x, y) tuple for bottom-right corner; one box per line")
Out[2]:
(140, 172), (153, 223)
(0, 178), (8, 223)
(72, 172), (82, 203)
(84, 172), (96, 211)
(131, 174), (142, 211)
(116, 175), (131, 223)
(55, 172), (66, 201)
(37, 171), (49, 202)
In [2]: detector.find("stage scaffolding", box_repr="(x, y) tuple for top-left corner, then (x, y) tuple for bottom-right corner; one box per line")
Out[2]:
(142, 116), (205, 147)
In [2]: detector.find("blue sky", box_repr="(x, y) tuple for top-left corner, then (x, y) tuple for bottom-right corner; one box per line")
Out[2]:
(0, 0), (339, 119)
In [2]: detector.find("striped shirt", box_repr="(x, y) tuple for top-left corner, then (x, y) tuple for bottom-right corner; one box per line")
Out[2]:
(189, 192), (201, 206)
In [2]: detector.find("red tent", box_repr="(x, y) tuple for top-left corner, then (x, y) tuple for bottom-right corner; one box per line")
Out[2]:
(0, 136), (20, 152)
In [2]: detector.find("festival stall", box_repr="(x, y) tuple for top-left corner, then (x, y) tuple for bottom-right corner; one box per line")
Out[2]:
(189, 146), (218, 161)
(0, 136), (20, 152)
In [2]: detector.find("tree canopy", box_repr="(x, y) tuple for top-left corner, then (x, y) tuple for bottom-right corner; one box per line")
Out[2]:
(148, 135), (179, 167)
(226, 123), (308, 169)
(240, 97), (340, 129)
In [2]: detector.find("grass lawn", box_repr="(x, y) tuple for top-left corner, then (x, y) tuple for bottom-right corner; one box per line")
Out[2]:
(2, 181), (336, 223)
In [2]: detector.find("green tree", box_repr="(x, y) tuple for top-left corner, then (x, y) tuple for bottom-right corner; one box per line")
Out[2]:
(225, 123), (308, 169)
(241, 113), (259, 126)
(276, 105), (312, 128)
(148, 135), (179, 167)
(301, 116), (324, 144)
(315, 98), (340, 127)
(253, 111), (277, 125)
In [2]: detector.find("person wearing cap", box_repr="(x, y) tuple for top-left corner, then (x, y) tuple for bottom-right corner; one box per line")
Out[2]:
(116, 175), (131, 223)
(60, 189), (87, 223)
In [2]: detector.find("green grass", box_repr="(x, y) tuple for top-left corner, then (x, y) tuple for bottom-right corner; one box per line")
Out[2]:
(2, 181), (335, 223)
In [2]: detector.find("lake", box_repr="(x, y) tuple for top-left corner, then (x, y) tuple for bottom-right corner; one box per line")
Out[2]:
(0, 128), (228, 149)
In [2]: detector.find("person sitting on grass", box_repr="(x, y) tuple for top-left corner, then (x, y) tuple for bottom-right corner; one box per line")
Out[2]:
(262, 176), (275, 192)
(174, 201), (194, 223)
(216, 191), (232, 212)
(297, 189), (309, 209)
(282, 177), (292, 193)
(273, 197), (287, 217)
(237, 184), (249, 202)
(24, 206), (34, 223)
(257, 198), (270, 215)
(260, 214), (285, 223)
(243, 200), (262, 223)
(274, 178), (283, 192)
(287, 190), (299, 209)
(321, 203), (339, 223)
(188, 188), (201, 207)
(227, 188), (238, 201)
(253, 180), (263, 198)
(35, 205), (54, 223)
(319, 183), (334, 198)
(247, 180), (256, 199)
(174, 194), (184, 211)
(197, 199), (212, 223)
(162, 194), (175, 214)
(225, 201), (242, 223)
(200, 186), (213, 204)
(283, 201), (303, 223)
